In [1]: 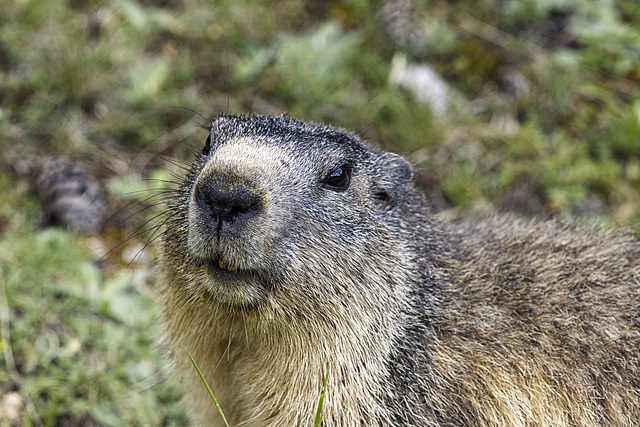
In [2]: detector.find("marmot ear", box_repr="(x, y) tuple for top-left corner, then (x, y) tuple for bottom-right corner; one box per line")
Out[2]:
(371, 152), (414, 209)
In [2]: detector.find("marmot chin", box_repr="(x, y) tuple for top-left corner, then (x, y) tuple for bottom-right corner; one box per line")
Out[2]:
(157, 114), (640, 426)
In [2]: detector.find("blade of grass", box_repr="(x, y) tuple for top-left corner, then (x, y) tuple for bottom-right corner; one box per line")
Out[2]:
(314, 360), (330, 427)
(0, 267), (43, 427)
(185, 348), (230, 427)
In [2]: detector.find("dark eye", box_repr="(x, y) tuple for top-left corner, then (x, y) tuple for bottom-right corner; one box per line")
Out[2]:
(202, 135), (212, 155)
(322, 166), (351, 191)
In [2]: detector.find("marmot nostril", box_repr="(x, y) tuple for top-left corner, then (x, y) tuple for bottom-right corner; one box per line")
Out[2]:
(194, 175), (263, 233)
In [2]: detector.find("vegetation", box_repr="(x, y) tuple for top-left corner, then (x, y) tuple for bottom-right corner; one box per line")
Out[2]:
(1, 0), (639, 425)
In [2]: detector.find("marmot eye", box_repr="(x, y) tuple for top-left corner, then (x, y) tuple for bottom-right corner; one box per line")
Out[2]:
(322, 166), (351, 191)
(202, 135), (212, 155)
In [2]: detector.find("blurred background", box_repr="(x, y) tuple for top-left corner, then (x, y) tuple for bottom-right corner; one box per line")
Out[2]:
(1, 0), (640, 425)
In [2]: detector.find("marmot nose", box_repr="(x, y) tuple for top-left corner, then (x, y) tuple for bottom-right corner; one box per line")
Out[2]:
(194, 175), (263, 235)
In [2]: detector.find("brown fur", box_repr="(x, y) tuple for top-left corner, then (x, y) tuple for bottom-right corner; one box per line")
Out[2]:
(157, 114), (640, 426)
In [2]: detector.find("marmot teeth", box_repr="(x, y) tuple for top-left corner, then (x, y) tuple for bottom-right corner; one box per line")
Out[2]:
(218, 257), (238, 272)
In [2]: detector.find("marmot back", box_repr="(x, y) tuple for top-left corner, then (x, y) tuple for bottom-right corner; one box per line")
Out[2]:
(157, 114), (640, 426)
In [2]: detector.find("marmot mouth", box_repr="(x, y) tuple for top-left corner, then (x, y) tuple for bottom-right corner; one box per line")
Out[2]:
(207, 256), (248, 280)
(205, 256), (271, 308)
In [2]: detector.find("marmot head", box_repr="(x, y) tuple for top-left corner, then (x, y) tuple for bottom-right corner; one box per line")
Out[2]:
(166, 114), (415, 312)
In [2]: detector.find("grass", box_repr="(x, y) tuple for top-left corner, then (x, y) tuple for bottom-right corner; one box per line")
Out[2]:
(313, 361), (330, 427)
(186, 349), (230, 427)
(0, 179), (187, 426)
(186, 349), (329, 427)
(1, 0), (640, 425)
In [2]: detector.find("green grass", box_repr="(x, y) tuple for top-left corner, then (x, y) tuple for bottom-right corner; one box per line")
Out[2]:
(186, 349), (230, 427)
(313, 361), (330, 427)
(186, 349), (329, 427)
(1, 0), (640, 424)
(0, 180), (187, 426)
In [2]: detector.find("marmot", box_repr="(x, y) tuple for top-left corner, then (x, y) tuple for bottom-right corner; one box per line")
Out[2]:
(157, 114), (640, 426)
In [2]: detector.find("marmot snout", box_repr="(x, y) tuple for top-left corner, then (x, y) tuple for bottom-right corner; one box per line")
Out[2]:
(193, 171), (264, 237)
